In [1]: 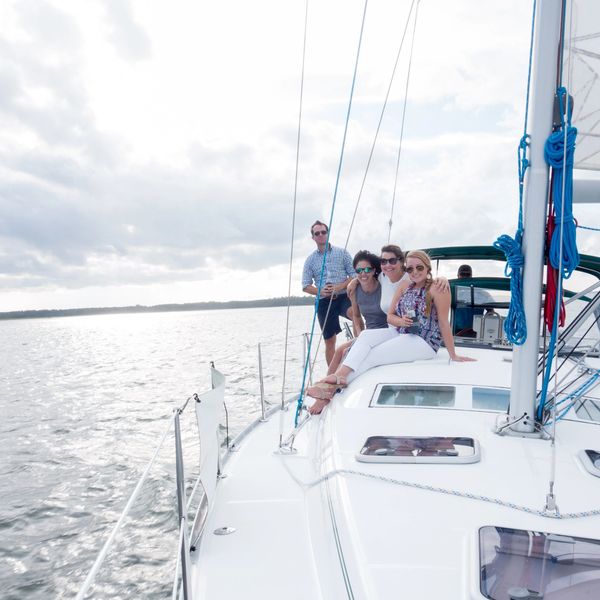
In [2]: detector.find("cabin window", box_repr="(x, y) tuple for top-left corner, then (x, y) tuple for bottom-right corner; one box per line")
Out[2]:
(374, 384), (455, 407)
(579, 449), (600, 478)
(472, 387), (510, 411)
(480, 526), (600, 599)
(356, 436), (479, 464)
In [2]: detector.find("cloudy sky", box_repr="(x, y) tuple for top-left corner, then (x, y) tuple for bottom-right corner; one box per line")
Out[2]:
(1, 0), (598, 312)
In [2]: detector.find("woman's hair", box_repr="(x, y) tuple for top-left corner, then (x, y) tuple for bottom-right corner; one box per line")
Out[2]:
(405, 250), (434, 316)
(353, 250), (381, 276)
(380, 244), (404, 261)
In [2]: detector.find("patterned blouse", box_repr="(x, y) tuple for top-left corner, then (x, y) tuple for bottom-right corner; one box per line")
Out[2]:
(396, 284), (442, 352)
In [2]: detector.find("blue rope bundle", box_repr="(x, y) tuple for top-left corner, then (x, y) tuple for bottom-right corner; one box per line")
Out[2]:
(543, 93), (579, 279)
(537, 88), (580, 420)
(493, 234), (527, 345)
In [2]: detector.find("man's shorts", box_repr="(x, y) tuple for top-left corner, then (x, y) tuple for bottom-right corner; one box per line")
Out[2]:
(317, 293), (352, 340)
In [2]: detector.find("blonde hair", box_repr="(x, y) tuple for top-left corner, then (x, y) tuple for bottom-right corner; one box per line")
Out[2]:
(405, 250), (434, 317)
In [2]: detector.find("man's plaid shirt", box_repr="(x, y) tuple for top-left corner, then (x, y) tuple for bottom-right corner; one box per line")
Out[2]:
(302, 245), (355, 292)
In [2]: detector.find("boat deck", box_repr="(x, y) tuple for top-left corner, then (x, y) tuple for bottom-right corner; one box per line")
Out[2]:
(191, 348), (600, 599)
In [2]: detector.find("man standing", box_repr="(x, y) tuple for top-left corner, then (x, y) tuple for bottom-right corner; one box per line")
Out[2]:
(302, 220), (358, 365)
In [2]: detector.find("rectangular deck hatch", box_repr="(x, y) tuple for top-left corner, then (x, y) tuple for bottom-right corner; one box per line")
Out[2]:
(356, 436), (480, 463)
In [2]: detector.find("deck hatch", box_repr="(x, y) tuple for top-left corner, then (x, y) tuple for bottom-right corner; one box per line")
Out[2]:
(579, 449), (600, 478)
(356, 436), (480, 463)
(373, 384), (455, 407)
(480, 526), (600, 599)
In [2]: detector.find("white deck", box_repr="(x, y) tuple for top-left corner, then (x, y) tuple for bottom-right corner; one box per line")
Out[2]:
(191, 348), (600, 599)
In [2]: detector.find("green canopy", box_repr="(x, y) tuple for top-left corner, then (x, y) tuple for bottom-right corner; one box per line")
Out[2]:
(424, 245), (600, 280)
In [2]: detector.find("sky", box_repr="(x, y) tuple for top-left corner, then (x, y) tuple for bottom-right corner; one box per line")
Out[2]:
(1, 0), (599, 312)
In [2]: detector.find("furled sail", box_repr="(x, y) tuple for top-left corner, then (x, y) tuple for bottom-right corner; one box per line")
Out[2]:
(568, 0), (600, 170)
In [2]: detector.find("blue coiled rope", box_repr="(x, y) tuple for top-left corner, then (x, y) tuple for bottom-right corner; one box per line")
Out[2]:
(544, 88), (579, 279)
(493, 234), (527, 345)
(537, 88), (580, 420)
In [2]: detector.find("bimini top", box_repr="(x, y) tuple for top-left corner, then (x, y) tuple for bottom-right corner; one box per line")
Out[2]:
(425, 245), (600, 280)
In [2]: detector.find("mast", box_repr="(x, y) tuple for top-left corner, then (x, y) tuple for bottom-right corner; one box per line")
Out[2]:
(509, 0), (563, 433)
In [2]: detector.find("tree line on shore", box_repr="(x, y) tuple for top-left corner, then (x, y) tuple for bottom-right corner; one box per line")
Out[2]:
(0, 296), (314, 321)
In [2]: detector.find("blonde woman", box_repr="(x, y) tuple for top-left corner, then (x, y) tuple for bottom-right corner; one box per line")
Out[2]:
(308, 250), (474, 413)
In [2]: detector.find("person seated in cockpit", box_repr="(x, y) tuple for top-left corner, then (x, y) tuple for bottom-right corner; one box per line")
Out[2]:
(453, 264), (495, 337)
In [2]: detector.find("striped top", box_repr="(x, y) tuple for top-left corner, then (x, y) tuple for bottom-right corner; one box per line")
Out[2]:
(396, 284), (442, 352)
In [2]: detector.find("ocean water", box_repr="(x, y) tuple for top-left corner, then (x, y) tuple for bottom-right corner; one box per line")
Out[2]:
(0, 306), (320, 599)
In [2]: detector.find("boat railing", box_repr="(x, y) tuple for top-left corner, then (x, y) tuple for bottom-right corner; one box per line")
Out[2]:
(74, 367), (227, 600)
(74, 335), (317, 598)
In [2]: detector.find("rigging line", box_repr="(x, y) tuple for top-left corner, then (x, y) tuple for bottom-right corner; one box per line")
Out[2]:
(553, 376), (600, 422)
(388, 0), (420, 245)
(325, 476), (356, 600)
(296, 0), (371, 425)
(555, 372), (600, 410)
(546, 310), (600, 390)
(75, 414), (176, 600)
(281, 0), (310, 413)
(542, 338), (600, 419)
(547, 1), (575, 511)
(341, 0), (418, 250)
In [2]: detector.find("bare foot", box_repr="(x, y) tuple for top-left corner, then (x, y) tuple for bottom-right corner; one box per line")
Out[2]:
(309, 398), (330, 415)
(306, 382), (337, 400)
(321, 374), (348, 386)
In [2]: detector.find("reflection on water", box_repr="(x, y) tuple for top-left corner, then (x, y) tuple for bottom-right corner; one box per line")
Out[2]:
(0, 306), (317, 599)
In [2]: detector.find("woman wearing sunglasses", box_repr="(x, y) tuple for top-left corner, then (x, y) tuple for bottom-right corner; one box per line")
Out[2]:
(327, 250), (388, 373)
(326, 245), (449, 374)
(308, 250), (474, 413)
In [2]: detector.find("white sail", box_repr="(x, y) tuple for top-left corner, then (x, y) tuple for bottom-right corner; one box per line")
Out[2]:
(568, 0), (600, 170)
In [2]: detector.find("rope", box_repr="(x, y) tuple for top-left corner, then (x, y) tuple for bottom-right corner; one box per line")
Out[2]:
(544, 91), (579, 278)
(538, 87), (580, 420)
(344, 0), (417, 249)
(296, 0), (370, 426)
(75, 415), (176, 600)
(281, 0), (310, 413)
(493, 235), (527, 345)
(491, 0), (537, 347)
(553, 370), (600, 421)
(388, 0), (420, 245)
(544, 187), (565, 332)
(578, 224), (600, 232)
(279, 463), (600, 520)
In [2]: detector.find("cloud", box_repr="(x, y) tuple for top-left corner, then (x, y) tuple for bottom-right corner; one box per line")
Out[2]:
(103, 0), (152, 62)
(0, 0), (598, 312)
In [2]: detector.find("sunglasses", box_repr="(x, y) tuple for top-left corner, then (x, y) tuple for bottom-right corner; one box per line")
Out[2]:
(405, 265), (426, 274)
(356, 267), (374, 274)
(380, 257), (400, 266)
(313, 230), (328, 237)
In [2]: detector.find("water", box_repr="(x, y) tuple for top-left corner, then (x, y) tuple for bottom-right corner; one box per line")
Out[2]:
(0, 306), (318, 599)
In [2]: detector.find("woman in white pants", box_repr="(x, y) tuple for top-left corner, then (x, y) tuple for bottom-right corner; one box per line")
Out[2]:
(308, 250), (474, 414)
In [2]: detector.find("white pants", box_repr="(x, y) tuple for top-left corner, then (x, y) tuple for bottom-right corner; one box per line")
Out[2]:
(342, 327), (435, 382)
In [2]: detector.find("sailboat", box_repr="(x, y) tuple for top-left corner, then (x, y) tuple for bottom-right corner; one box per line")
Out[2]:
(76, 1), (600, 598)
